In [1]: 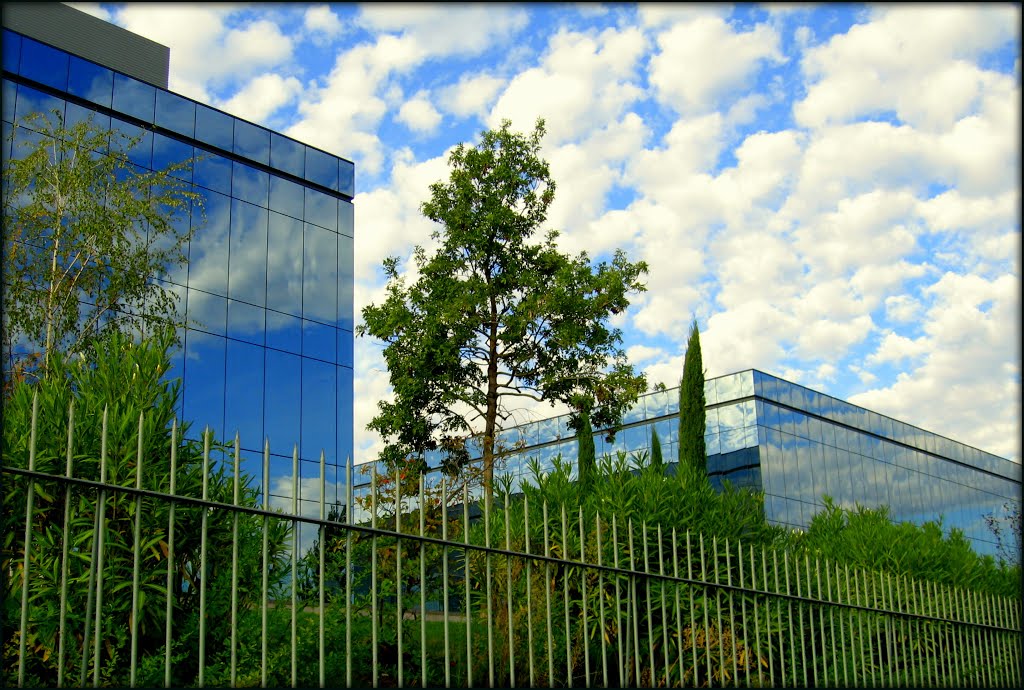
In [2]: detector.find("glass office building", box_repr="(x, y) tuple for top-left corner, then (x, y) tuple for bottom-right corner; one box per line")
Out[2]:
(354, 369), (1021, 558)
(2, 20), (355, 517)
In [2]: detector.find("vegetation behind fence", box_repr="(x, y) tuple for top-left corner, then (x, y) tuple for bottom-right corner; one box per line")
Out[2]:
(3, 394), (1021, 688)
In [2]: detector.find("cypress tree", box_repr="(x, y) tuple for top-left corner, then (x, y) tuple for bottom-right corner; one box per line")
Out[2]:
(678, 319), (707, 475)
(577, 409), (596, 486)
(650, 426), (664, 468)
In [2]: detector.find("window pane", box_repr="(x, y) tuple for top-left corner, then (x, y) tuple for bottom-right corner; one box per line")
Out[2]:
(183, 332), (226, 441)
(193, 150), (232, 195)
(303, 223), (337, 324)
(304, 187), (338, 231)
(188, 289), (227, 336)
(269, 175), (305, 219)
(338, 233), (354, 330)
(271, 132), (304, 177)
(267, 212), (303, 316)
(187, 188), (231, 295)
(14, 84), (64, 128)
(2, 31), (20, 73)
(228, 199), (269, 306)
(19, 37), (69, 90)
(339, 159), (354, 197)
(195, 103), (234, 151)
(68, 56), (113, 106)
(305, 146), (338, 191)
(112, 73), (155, 122)
(152, 133), (194, 182)
(234, 118), (270, 165)
(302, 358), (337, 459)
(225, 339), (264, 447)
(155, 90), (196, 137)
(266, 310), (302, 354)
(264, 350), (301, 458)
(302, 320), (336, 363)
(3, 79), (17, 123)
(227, 298), (265, 346)
(233, 161), (269, 207)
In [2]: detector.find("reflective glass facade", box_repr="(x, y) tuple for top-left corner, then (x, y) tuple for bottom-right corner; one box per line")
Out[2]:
(2, 29), (355, 516)
(354, 370), (1021, 557)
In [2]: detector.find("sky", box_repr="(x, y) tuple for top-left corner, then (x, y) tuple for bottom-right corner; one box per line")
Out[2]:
(72, 3), (1022, 464)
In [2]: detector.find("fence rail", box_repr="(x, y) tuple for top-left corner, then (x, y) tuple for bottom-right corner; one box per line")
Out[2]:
(3, 396), (1022, 687)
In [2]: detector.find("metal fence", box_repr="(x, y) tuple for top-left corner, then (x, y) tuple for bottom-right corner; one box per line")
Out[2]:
(3, 396), (1022, 688)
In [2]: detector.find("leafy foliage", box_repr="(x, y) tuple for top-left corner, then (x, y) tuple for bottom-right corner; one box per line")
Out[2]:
(1, 330), (289, 686)
(576, 410), (596, 489)
(1, 111), (200, 379)
(678, 319), (706, 474)
(359, 119), (648, 499)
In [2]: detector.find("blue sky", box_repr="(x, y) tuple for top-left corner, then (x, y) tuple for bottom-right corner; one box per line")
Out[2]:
(76, 3), (1021, 463)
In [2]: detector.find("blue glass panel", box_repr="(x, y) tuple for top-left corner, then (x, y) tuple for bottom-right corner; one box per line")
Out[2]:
(2, 79), (17, 123)
(152, 133), (193, 181)
(269, 175), (305, 219)
(302, 358), (337, 459)
(109, 118), (153, 168)
(306, 188), (338, 232)
(182, 332), (226, 441)
(264, 350), (301, 458)
(338, 365), (353, 467)
(188, 189), (231, 295)
(338, 329), (354, 368)
(228, 199), (269, 306)
(195, 103), (234, 150)
(112, 73), (155, 122)
(19, 37), (69, 90)
(14, 84), (64, 128)
(306, 146), (338, 191)
(339, 158), (355, 197)
(704, 433), (720, 456)
(225, 338), (264, 446)
(303, 320), (336, 362)
(188, 290), (227, 336)
(760, 402), (780, 430)
(227, 298), (265, 346)
(778, 407), (795, 437)
(151, 198), (192, 286)
(232, 161), (269, 207)
(270, 132), (304, 177)
(193, 150), (232, 195)
(819, 419), (836, 447)
(717, 403), (743, 432)
(68, 56), (113, 106)
(266, 310), (302, 354)
(303, 223), (338, 324)
(2, 31), (20, 73)
(338, 234), (354, 330)
(233, 118), (270, 165)
(155, 90), (195, 137)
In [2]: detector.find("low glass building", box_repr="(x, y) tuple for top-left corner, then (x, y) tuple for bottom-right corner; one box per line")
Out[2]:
(354, 370), (1021, 558)
(2, 10), (355, 517)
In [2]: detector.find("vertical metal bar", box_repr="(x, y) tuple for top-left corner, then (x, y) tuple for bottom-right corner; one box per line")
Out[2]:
(231, 435), (241, 689)
(629, 520), (640, 688)
(562, 504), (572, 688)
(657, 525), (668, 689)
(598, 514), (608, 689)
(749, 545), (762, 689)
(701, 534), (712, 686)
(372, 467), (379, 688)
(57, 402), (75, 689)
(421, 474), (428, 689)
(882, 571), (892, 689)
(199, 430), (211, 688)
(545, 502), (555, 686)
(802, 555), (812, 688)
(526, 496), (535, 688)
(291, 446), (298, 689)
(825, 560), (838, 688)
(93, 407), (109, 689)
(642, 523), (654, 687)
(442, 478), (450, 689)
(507, 493), (516, 687)
(463, 484), (472, 689)
(730, 541), (741, 687)
(130, 413), (145, 687)
(581, 508), (590, 689)
(849, 565), (860, 688)
(79, 502), (100, 688)
(486, 488), (494, 688)
(836, 563), (847, 688)
(688, 532), (697, 687)
(346, 459), (353, 689)
(397, 463), (404, 690)
(261, 439), (270, 689)
(762, 546), (773, 689)
(612, 515), (623, 686)
(164, 421), (178, 689)
(673, 530), (683, 689)
(773, 549), (785, 688)
(18, 393), (39, 689)
(319, 451), (326, 689)
(793, 552), (806, 688)
(713, 537), (725, 689)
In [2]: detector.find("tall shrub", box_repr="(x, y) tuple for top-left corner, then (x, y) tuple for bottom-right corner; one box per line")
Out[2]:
(678, 319), (706, 475)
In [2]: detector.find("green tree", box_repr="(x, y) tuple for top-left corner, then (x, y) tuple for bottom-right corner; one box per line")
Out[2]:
(650, 425), (663, 468)
(678, 319), (706, 474)
(359, 119), (648, 502)
(576, 409), (596, 488)
(2, 111), (199, 379)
